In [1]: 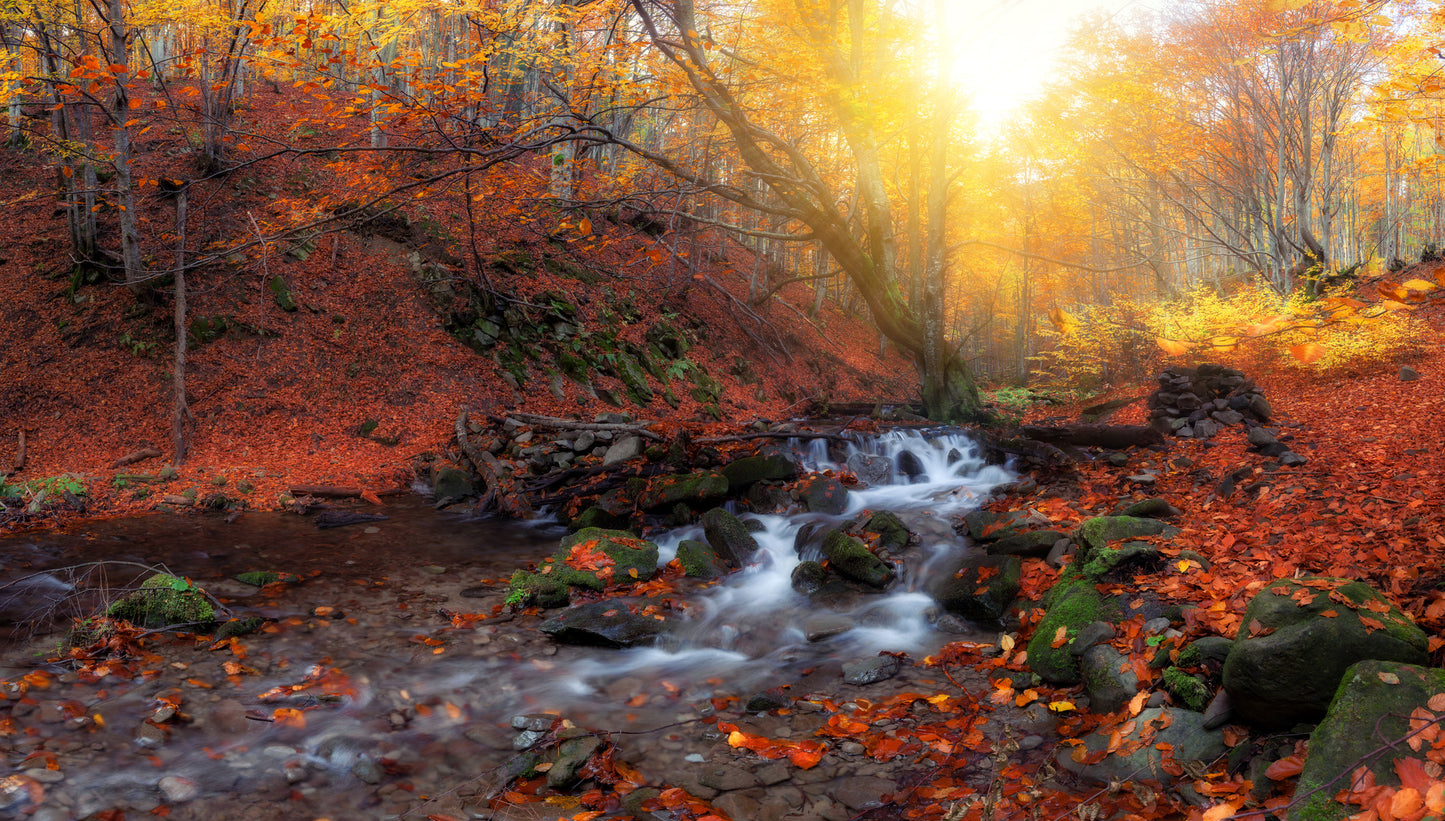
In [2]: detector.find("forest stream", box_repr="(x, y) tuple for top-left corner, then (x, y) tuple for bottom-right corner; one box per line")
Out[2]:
(0, 430), (1069, 821)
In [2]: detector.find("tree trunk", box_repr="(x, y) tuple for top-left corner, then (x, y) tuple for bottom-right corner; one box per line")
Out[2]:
(172, 186), (189, 464)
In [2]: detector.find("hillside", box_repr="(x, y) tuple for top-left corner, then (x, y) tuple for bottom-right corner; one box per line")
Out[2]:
(0, 87), (920, 526)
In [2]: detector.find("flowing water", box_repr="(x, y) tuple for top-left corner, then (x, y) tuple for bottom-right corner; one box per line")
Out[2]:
(0, 429), (1015, 820)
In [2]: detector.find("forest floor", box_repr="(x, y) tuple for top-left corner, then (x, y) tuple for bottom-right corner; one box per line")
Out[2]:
(0, 86), (921, 532)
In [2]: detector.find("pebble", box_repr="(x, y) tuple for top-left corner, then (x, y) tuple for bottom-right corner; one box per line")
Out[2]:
(21, 768), (64, 784)
(158, 776), (200, 803)
(363, 526), (381, 534)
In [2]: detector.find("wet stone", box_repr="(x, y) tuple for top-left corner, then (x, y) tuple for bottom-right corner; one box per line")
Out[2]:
(21, 768), (64, 784)
(158, 775), (199, 803)
(833, 775), (896, 810)
(803, 614), (854, 642)
(842, 655), (901, 685)
(698, 763), (760, 791)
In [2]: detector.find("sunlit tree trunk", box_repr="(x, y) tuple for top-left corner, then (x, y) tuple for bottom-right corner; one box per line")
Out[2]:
(106, 0), (144, 290)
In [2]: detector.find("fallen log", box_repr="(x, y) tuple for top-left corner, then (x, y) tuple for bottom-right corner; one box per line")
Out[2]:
(111, 447), (162, 468)
(1016, 424), (1165, 450)
(502, 413), (664, 442)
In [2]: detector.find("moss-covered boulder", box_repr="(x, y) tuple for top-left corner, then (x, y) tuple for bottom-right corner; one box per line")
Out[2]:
(720, 453), (797, 491)
(431, 467), (475, 502)
(1073, 516), (1178, 560)
(1080, 645), (1139, 714)
(799, 475), (849, 515)
(862, 511), (911, 552)
(558, 528), (660, 581)
(930, 555), (1021, 626)
(791, 561), (832, 596)
(107, 573), (215, 629)
(676, 539), (728, 578)
(506, 569), (589, 608)
(962, 509), (1035, 542)
(987, 530), (1066, 558)
(567, 505), (629, 531)
(1025, 574), (1122, 685)
(1079, 541), (1162, 581)
(636, 471), (728, 511)
(1222, 578), (1428, 727)
(1294, 660), (1445, 821)
(821, 530), (894, 589)
(700, 508), (760, 568)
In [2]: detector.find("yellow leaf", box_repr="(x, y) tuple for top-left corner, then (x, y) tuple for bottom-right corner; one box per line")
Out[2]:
(1047, 700), (1077, 713)
(1289, 343), (1326, 364)
(1157, 337), (1190, 356)
(1047, 306), (1077, 334)
(1403, 278), (1438, 292)
(999, 634), (1015, 654)
(1176, 559), (1191, 572)
(1210, 336), (1238, 353)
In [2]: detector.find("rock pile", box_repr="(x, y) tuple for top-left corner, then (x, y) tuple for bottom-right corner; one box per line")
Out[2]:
(1146, 364), (1271, 438)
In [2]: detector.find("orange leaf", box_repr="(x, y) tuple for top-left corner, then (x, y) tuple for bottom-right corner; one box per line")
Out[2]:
(1265, 754), (1304, 780)
(1157, 337), (1190, 356)
(1049, 626), (1068, 649)
(271, 708), (305, 728)
(1427, 693), (1445, 712)
(1289, 343), (1326, 364)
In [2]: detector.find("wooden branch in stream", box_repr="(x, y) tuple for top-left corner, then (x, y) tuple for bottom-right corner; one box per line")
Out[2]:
(288, 485), (410, 499)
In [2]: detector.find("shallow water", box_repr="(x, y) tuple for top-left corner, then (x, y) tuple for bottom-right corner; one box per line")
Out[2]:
(0, 428), (1015, 820)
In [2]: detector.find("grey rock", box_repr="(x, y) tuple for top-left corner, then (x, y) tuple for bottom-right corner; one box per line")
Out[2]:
(930, 554), (1021, 626)
(1080, 645), (1139, 714)
(1247, 393), (1272, 420)
(539, 600), (670, 648)
(842, 655), (901, 685)
(987, 529), (1068, 558)
(698, 764), (760, 791)
(845, 452), (893, 487)
(702, 508), (761, 568)
(1212, 409), (1245, 425)
(833, 776), (896, 811)
(1400, 365), (1420, 382)
(1279, 451), (1308, 467)
(1056, 707), (1227, 785)
(1247, 426), (1278, 448)
(803, 614), (854, 642)
(1068, 621), (1116, 657)
(1192, 418), (1220, 439)
(602, 435), (645, 466)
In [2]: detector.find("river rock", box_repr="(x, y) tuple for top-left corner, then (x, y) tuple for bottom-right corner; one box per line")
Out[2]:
(803, 614), (854, 642)
(821, 530), (895, 588)
(1294, 660), (1445, 821)
(1056, 707), (1226, 785)
(894, 450), (926, 482)
(548, 734), (603, 789)
(799, 475), (849, 515)
(986, 530), (1066, 558)
(1222, 578), (1428, 727)
(702, 508), (760, 568)
(1078, 541), (1161, 582)
(676, 539), (728, 578)
(1117, 498), (1181, 519)
(930, 555), (1021, 626)
(721, 452), (797, 490)
(431, 467), (475, 502)
(862, 511), (911, 552)
(963, 509), (1037, 542)
(637, 471), (728, 510)
(791, 561), (832, 596)
(107, 573), (215, 629)
(842, 655), (900, 685)
(539, 601), (669, 648)
(157, 776), (199, 803)
(1080, 644), (1139, 714)
(846, 452), (893, 487)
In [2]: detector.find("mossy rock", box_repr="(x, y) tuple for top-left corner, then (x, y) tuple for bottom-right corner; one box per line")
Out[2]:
(431, 467), (475, 501)
(821, 530), (895, 589)
(556, 352), (591, 385)
(863, 511), (911, 552)
(1079, 540), (1162, 581)
(557, 528), (660, 582)
(1073, 516), (1178, 561)
(962, 509), (1033, 542)
(1117, 498), (1182, 519)
(567, 505), (629, 531)
(267, 276), (297, 312)
(216, 616), (266, 640)
(107, 573), (215, 629)
(1026, 574), (1122, 685)
(1222, 578), (1428, 727)
(1295, 660), (1445, 821)
(931, 555), (1021, 626)
(1162, 666), (1210, 711)
(720, 453), (797, 490)
(700, 508), (760, 568)
(676, 539), (728, 578)
(505, 569), (578, 608)
(637, 471), (728, 511)
(615, 352), (653, 406)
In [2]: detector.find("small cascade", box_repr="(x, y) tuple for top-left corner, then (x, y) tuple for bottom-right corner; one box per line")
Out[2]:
(543, 427), (1014, 700)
